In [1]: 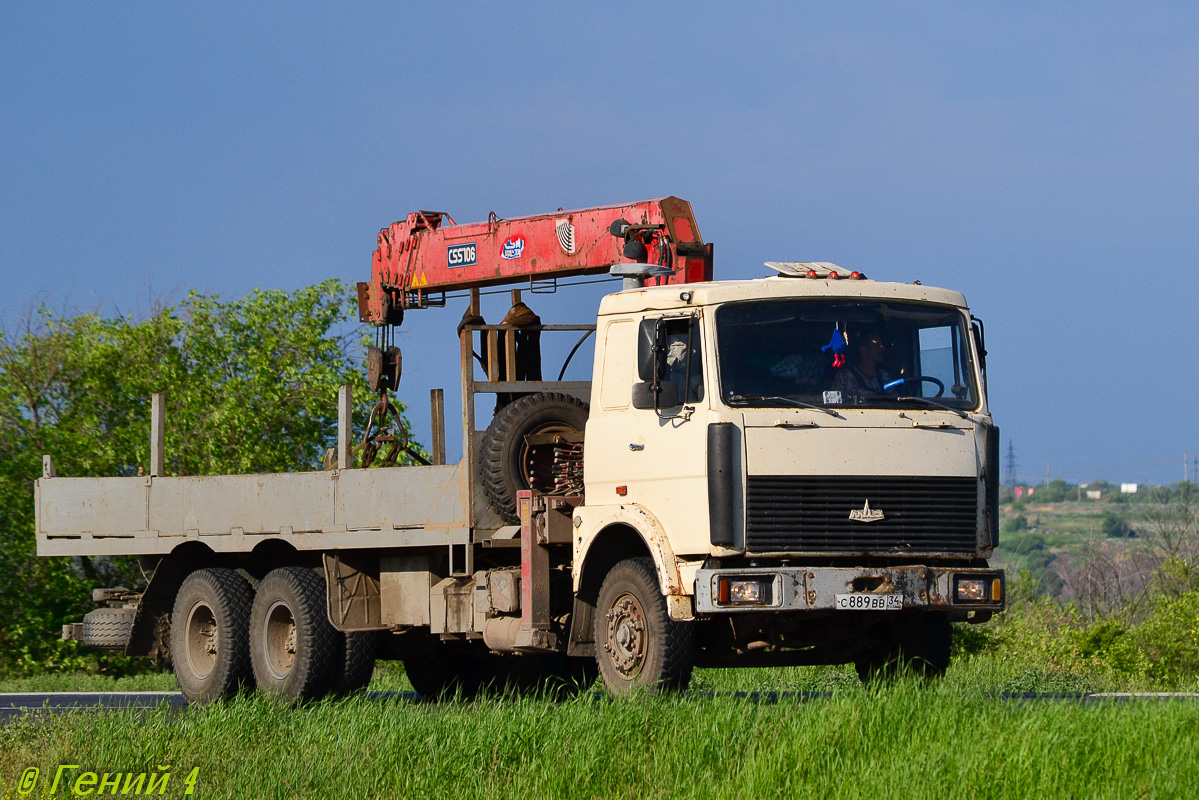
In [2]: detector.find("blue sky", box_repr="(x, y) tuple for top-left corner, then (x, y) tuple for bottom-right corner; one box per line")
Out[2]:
(2, 3), (1197, 484)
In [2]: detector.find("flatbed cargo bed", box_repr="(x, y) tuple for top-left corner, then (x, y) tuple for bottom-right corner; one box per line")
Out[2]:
(36, 464), (473, 557)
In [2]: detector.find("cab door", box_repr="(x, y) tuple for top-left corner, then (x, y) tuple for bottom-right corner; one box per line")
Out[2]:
(584, 314), (711, 556)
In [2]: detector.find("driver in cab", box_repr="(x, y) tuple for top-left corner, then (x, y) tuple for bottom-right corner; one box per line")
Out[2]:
(833, 331), (898, 401)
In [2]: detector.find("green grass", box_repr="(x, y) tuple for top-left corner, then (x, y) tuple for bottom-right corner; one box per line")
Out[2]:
(6, 647), (1196, 697)
(4, 575), (1196, 799)
(0, 672), (177, 694)
(1, 681), (1196, 799)
(2, 655), (1196, 798)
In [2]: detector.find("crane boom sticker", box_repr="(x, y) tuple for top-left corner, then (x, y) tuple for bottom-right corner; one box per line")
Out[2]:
(501, 235), (525, 259)
(447, 242), (477, 268)
(555, 219), (576, 254)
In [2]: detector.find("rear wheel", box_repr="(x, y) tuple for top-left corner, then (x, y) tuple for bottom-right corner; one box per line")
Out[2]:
(170, 568), (254, 704)
(249, 567), (341, 702)
(331, 631), (378, 696)
(594, 558), (695, 696)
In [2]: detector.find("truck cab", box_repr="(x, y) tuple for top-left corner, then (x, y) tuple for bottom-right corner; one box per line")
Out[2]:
(575, 265), (1003, 689)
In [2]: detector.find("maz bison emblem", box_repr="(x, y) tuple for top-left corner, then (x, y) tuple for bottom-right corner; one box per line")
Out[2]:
(849, 499), (885, 523)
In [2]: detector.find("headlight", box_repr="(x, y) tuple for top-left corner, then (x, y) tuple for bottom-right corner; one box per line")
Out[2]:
(729, 581), (762, 603)
(955, 577), (988, 602)
(715, 576), (775, 606)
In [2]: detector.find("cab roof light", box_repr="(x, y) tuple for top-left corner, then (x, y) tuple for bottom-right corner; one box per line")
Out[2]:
(765, 262), (851, 280)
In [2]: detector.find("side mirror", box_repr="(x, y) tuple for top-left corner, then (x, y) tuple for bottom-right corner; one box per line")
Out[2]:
(637, 318), (661, 381)
(971, 315), (988, 396)
(632, 380), (679, 409)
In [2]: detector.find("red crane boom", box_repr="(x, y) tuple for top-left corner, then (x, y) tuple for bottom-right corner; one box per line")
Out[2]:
(358, 196), (711, 326)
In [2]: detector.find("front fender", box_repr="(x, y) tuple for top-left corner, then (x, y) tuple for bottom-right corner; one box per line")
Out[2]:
(573, 503), (684, 596)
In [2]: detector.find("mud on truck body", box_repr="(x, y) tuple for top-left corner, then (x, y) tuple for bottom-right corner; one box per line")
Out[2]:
(37, 197), (1004, 702)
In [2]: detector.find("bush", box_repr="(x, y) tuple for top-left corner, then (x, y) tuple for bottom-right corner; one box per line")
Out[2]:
(1134, 589), (1199, 683)
(952, 622), (1002, 658)
(1100, 512), (1131, 538)
(1006, 532), (1045, 555)
(1002, 513), (1029, 534)
(994, 666), (1097, 694)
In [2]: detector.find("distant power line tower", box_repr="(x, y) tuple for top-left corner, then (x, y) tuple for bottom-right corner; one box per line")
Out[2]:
(1003, 441), (1018, 490)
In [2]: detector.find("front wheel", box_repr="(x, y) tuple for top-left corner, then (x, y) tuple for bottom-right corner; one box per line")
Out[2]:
(594, 558), (695, 696)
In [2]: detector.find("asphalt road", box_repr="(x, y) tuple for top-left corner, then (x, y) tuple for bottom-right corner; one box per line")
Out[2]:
(2, 690), (1197, 720)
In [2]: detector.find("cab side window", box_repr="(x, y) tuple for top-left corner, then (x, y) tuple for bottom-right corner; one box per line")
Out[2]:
(661, 318), (704, 403)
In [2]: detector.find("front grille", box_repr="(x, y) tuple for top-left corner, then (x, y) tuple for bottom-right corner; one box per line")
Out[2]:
(745, 475), (979, 554)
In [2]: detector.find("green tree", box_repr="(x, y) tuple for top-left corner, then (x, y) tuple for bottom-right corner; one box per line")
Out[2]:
(0, 280), (414, 675)
(1036, 478), (1076, 503)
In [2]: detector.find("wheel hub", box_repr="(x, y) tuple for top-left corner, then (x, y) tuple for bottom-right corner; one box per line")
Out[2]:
(604, 593), (647, 677)
(185, 602), (219, 680)
(263, 600), (297, 681)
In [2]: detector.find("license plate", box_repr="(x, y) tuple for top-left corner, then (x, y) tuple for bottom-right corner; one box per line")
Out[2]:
(834, 593), (904, 611)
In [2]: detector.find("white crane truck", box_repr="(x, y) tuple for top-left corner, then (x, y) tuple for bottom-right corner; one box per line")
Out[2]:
(38, 197), (1004, 701)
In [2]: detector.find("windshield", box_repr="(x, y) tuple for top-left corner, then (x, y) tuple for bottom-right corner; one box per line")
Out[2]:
(716, 299), (980, 410)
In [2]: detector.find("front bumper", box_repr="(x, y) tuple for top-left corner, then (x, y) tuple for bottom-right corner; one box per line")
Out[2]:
(693, 565), (1004, 616)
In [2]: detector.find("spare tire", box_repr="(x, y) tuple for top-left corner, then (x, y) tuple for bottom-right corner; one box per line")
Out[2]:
(82, 606), (136, 649)
(481, 392), (589, 523)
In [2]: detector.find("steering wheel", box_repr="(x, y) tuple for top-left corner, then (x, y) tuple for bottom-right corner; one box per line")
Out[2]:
(883, 376), (945, 398)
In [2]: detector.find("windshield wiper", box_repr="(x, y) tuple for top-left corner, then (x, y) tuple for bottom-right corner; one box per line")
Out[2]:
(875, 395), (971, 419)
(727, 393), (840, 417)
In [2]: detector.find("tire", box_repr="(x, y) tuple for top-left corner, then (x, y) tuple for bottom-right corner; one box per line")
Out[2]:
(249, 567), (341, 702)
(330, 631), (378, 696)
(594, 558), (695, 696)
(82, 607), (135, 649)
(170, 568), (254, 704)
(481, 392), (589, 523)
(855, 613), (952, 682)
